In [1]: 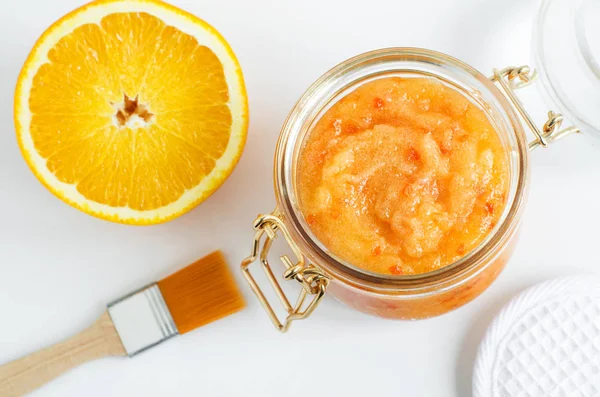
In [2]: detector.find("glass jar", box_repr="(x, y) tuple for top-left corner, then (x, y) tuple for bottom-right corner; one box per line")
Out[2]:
(241, 48), (579, 332)
(533, 0), (600, 136)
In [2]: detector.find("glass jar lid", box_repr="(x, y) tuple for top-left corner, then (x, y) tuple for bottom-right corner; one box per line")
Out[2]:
(534, 0), (600, 135)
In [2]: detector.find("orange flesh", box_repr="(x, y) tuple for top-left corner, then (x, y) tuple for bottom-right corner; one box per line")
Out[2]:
(297, 77), (509, 275)
(28, 12), (232, 211)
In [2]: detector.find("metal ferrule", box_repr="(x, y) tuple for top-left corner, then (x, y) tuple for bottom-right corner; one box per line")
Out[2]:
(107, 283), (178, 357)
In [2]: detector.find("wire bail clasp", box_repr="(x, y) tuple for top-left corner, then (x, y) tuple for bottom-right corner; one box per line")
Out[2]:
(490, 66), (580, 150)
(241, 212), (330, 332)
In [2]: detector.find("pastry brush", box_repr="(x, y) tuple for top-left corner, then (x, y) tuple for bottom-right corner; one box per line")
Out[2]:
(0, 251), (245, 397)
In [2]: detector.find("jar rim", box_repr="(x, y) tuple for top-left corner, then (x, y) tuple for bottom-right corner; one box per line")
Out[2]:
(274, 47), (530, 293)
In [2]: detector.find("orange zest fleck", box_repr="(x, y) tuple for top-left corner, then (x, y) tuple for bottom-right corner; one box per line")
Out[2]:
(371, 245), (382, 256)
(389, 264), (404, 275)
(344, 123), (359, 134)
(406, 147), (420, 163)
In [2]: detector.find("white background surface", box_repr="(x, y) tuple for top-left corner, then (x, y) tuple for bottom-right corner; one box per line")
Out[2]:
(0, 0), (598, 396)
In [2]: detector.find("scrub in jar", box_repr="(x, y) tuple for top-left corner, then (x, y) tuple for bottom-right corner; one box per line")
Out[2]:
(297, 77), (509, 276)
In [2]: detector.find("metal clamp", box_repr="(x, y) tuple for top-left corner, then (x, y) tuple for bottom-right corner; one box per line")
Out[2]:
(490, 66), (580, 150)
(241, 212), (330, 332)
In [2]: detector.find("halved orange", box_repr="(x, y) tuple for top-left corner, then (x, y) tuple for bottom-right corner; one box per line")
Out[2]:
(14, 0), (248, 224)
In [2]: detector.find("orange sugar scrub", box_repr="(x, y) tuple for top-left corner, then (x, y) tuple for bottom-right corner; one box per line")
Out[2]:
(297, 77), (509, 276)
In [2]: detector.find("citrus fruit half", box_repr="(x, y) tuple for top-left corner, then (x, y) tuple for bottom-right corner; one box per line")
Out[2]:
(14, 0), (248, 224)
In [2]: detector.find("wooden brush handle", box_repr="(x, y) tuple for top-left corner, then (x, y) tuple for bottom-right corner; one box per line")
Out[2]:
(0, 311), (126, 397)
